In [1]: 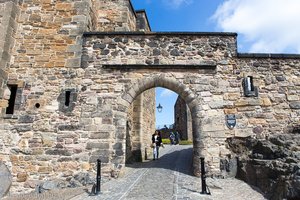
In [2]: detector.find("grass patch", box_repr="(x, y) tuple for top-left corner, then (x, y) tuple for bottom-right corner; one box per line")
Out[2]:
(179, 140), (193, 145)
(162, 138), (170, 144)
(162, 139), (193, 145)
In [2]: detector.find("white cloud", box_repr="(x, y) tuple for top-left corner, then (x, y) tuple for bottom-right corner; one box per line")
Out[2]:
(160, 89), (176, 97)
(212, 0), (300, 53)
(162, 0), (193, 9)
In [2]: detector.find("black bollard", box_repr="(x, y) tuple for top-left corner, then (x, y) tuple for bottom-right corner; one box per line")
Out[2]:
(200, 157), (211, 195)
(96, 159), (101, 195)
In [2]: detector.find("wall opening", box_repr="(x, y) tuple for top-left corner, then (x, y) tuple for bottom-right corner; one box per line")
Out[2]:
(243, 76), (258, 97)
(155, 87), (177, 132)
(120, 75), (202, 176)
(125, 85), (194, 165)
(65, 91), (71, 107)
(6, 85), (18, 114)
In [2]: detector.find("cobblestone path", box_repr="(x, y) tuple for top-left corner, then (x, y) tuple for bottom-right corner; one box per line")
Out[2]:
(4, 145), (267, 200)
(72, 145), (267, 200)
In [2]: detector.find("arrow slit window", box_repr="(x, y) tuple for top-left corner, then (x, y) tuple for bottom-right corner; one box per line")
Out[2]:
(243, 76), (258, 97)
(6, 85), (18, 114)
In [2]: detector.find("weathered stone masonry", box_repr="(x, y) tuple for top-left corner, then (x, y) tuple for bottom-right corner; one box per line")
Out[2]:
(82, 31), (300, 177)
(0, 0), (155, 194)
(0, 0), (299, 194)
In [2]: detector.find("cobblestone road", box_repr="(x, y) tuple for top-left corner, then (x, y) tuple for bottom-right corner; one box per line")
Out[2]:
(4, 145), (267, 200)
(71, 145), (267, 200)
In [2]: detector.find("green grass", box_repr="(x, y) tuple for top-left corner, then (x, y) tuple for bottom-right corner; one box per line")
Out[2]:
(162, 138), (170, 144)
(162, 139), (193, 145)
(179, 140), (193, 145)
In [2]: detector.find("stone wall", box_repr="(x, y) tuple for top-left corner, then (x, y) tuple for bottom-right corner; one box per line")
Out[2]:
(0, 2), (98, 192)
(82, 32), (300, 175)
(136, 10), (151, 32)
(95, 0), (137, 31)
(82, 32), (237, 66)
(0, 0), (156, 193)
(0, 0), (19, 109)
(174, 96), (192, 140)
(0, 0), (299, 195)
(125, 89), (155, 163)
(142, 89), (155, 159)
(234, 56), (300, 136)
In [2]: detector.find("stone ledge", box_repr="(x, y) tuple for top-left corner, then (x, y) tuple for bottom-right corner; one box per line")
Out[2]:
(238, 53), (300, 59)
(102, 64), (216, 70)
(83, 31), (238, 37)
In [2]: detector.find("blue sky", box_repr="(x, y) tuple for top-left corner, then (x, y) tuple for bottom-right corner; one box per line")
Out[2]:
(155, 87), (178, 128)
(131, 0), (300, 126)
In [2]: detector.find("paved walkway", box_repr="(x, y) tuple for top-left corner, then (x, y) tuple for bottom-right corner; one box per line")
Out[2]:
(4, 145), (267, 200)
(72, 145), (266, 200)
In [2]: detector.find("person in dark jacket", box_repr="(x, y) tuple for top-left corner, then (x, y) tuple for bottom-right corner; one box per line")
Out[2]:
(151, 130), (162, 160)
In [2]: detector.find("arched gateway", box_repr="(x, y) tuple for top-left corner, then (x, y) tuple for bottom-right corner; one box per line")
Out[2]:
(118, 74), (203, 175)
(81, 31), (238, 177)
(0, 0), (299, 194)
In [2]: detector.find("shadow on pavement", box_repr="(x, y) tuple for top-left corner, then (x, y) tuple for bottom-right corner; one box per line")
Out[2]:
(126, 145), (194, 176)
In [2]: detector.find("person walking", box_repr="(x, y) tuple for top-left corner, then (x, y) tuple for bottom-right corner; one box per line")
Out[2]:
(169, 132), (175, 145)
(174, 131), (180, 145)
(151, 130), (163, 160)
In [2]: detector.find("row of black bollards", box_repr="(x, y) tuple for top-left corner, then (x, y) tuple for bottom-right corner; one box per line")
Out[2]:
(91, 159), (101, 195)
(200, 157), (211, 195)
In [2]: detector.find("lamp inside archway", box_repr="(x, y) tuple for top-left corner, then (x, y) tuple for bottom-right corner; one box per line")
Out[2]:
(156, 103), (163, 113)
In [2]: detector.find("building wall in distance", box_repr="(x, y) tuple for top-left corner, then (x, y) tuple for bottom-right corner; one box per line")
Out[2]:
(174, 96), (192, 140)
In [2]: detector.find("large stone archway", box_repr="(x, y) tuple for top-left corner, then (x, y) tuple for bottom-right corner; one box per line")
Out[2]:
(1, 0), (300, 194)
(116, 74), (203, 175)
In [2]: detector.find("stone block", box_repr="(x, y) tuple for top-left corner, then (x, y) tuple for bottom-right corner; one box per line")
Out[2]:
(86, 142), (109, 149)
(0, 162), (12, 198)
(89, 132), (110, 139)
(289, 101), (300, 109)
(0, 99), (8, 107)
(260, 98), (272, 107)
(67, 44), (82, 52)
(234, 98), (260, 107)
(81, 162), (91, 170)
(15, 124), (32, 132)
(209, 131), (227, 138)
(18, 115), (34, 123)
(89, 155), (109, 164)
(225, 93), (241, 100)
(209, 100), (224, 109)
(35, 55), (49, 62)
(287, 95), (299, 101)
(203, 124), (225, 132)
(248, 118), (267, 125)
(224, 108), (237, 114)
(55, 3), (72, 11)
(66, 58), (81, 68)
(234, 129), (253, 137)
(16, 172), (27, 182)
(45, 149), (72, 156)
